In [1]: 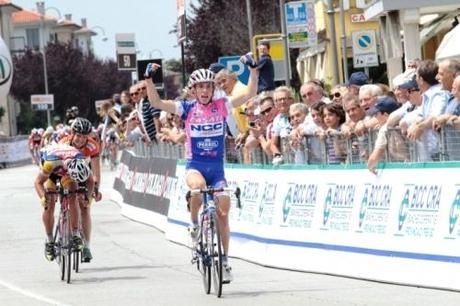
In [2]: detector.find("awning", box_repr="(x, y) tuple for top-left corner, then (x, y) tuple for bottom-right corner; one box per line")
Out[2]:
(436, 24), (460, 60)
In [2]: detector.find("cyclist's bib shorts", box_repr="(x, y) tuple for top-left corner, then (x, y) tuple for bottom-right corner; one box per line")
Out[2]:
(186, 160), (227, 188)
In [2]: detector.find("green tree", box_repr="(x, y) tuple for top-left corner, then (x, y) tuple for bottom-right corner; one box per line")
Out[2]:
(10, 43), (131, 132)
(183, 0), (300, 89)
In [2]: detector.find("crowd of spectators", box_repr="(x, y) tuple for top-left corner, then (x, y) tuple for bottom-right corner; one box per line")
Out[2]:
(101, 44), (460, 174)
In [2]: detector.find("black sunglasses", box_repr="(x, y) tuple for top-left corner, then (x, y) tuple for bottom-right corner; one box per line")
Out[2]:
(329, 92), (341, 100)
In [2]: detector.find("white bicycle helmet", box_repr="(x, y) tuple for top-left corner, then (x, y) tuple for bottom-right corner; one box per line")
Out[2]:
(66, 158), (91, 183)
(188, 69), (215, 88)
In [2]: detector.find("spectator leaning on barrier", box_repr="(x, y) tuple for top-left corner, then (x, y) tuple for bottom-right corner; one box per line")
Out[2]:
(396, 77), (423, 135)
(288, 103), (309, 164)
(320, 103), (347, 164)
(407, 60), (449, 161)
(354, 84), (383, 137)
(329, 85), (348, 106)
(300, 80), (328, 109)
(246, 95), (277, 158)
(432, 59), (460, 130)
(270, 86), (294, 164)
(341, 95), (367, 162)
(347, 71), (370, 96)
(392, 69), (416, 105)
(366, 96), (402, 174)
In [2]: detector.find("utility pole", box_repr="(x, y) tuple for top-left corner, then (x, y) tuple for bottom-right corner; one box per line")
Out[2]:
(246, 0), (254, 51)
(326, 0), (340, 86)
(279, 0), (291, 86)
(339, 0), (348, 83)
(37, 2), (51, 127)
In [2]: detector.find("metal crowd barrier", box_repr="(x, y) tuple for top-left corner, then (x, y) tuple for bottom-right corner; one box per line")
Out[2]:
(130, 125), (460, 165)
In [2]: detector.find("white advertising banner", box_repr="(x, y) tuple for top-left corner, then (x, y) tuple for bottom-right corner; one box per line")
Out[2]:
(164, 163), (460, 291)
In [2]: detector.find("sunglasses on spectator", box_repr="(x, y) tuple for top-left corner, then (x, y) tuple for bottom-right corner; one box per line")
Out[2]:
(140, 86), (146, 90)
(408, 88), (420, 93)
(260, 107), (273, 115)
(130, 92), (139, 97)
(329, 92), (341, 100)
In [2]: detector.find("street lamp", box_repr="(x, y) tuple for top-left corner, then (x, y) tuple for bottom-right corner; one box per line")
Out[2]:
(90, 26), (108, 42)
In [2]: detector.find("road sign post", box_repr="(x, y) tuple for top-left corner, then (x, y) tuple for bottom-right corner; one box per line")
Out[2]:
(115, 33), (137, 71)
(31, 94), (54, 111)
(352, 29), (379, 69)
(284, 0), (317, 49)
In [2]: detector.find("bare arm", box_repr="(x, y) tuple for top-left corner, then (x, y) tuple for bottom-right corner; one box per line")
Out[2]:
(230, 67), (258, 108)
(35, 172), (49, 199)
(145, 65), (177, 113)
(91, 156), (101, 187)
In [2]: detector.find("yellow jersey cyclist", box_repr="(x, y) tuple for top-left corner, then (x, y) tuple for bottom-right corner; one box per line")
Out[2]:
(60, 117), (102, 262)
(34, 143), (94, 261)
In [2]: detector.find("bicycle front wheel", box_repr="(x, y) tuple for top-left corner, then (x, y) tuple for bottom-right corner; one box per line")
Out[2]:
(200, 217), (211, 294)
(210, 213), (223, 297)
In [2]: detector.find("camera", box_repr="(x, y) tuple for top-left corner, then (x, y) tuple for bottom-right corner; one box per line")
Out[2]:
(249, 121), (256, 128)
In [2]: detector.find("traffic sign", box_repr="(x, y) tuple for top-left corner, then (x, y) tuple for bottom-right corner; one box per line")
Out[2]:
(117, 53), (137, 71)
(116, 33), (136, 71)
(352, 29), (378, 68)
(31, 94), (54, 111)
(284, 1), (317, 48)
(218, 56), (249, 85)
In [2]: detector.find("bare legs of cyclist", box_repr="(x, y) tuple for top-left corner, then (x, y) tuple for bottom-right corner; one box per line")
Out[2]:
(79, 199), (93, 262)
(215, 195), (233, 283)
(186, 171), (206, 241)
(186, 171), (233, 283)
(42, 190), (57, 261)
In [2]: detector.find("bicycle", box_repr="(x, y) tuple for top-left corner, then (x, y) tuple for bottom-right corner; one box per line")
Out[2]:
(49, 185), (86, 283)
(188, 187), (241, 298)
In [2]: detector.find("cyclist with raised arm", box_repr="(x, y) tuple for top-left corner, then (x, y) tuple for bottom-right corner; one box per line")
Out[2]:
(59, 117), (101, 262)
(145, 61), (258, 283)
(34, 143), (94, 261)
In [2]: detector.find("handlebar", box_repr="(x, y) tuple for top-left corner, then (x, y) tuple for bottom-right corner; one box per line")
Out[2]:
(187, 187), (242, 208)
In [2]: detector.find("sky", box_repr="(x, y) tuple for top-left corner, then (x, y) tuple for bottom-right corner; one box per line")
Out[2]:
(11, 0), (199, 61)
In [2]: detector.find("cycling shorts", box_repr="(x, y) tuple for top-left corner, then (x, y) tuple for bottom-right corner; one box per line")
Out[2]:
(185, 160), (227, 188)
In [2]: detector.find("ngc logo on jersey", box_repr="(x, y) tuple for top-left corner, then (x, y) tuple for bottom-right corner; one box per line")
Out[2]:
(190, 122), (224, 137)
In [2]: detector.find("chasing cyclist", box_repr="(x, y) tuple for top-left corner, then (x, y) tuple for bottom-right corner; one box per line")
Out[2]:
(59, 117), (102, 262)
(144, 61), (258, 283)
(34, 143), (94, 261)
(28, 128), (43, 165)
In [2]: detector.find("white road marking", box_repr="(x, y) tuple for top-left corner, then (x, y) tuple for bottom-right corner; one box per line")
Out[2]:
(0, 278), (70, 306)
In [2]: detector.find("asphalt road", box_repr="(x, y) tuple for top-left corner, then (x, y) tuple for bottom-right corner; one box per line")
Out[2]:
(0, 164), (459, 306)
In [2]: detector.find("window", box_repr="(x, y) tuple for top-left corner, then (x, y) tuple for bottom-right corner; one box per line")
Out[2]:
(26, 28), (40, 50)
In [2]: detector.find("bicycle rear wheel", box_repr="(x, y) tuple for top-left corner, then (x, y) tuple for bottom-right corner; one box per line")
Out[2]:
(66, 244), (72, 283)
(73, 250), (80, 273)
(210, 214), (223, 297)
(200, 216), (211, 294)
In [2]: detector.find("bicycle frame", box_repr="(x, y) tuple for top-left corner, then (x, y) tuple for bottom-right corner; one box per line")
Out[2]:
(189, 187), (241, 298)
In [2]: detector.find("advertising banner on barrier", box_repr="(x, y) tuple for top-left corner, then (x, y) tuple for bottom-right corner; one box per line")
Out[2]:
(114, 150), (178, 216)
(165, 163), (460, 291)
(0, 137), (29, 164)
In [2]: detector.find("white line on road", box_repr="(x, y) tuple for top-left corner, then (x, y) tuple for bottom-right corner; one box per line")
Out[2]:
(0, 278), (70, 306)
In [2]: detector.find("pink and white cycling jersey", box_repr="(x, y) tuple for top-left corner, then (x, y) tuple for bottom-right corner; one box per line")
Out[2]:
(176, 97), (231, 162)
